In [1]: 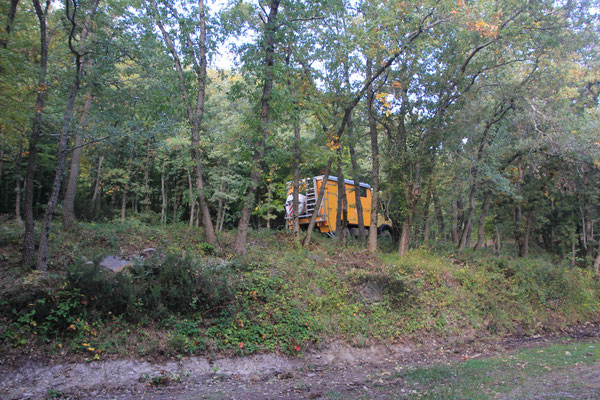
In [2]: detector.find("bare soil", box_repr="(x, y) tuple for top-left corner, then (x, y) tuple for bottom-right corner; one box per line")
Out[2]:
(2, 323), (599, 400)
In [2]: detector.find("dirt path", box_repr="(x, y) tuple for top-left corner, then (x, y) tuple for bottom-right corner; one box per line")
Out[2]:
(2, 326), (599, 400)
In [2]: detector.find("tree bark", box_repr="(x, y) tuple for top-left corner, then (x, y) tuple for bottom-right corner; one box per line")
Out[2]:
(519, 208), (533, 257)
(187, 168), (195, 227)
(366, 59), (380, 253)
(348, 138), (366, 241)
(1, 0), (20, 48)
(36, 63), (83, 270)
(335, 151), (346, 240)
(63, 90), (93, 229)
(474, 191), (492, 249)
(36, 0), (99, 270)
(121, 154), (133, 222)
(14, 140), (23, 225)
(302, 158), (333, 248)
(593, 245), (600, 275)
(433, 191), (444, 241)
(142, 141), (152, 210)
(451, 199), (459, 245)
(398, 211), (413, 256)
(160, 160), (166, 225)
(22, 0), (50, 266)
(91, 150), (104, 213)
(234, 0), (280, 255)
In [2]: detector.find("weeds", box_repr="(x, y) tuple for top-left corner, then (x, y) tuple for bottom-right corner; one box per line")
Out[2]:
(0, 221), (598, 359)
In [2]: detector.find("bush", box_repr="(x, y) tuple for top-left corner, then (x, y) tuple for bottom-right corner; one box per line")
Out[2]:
(63, 254), (235, 323)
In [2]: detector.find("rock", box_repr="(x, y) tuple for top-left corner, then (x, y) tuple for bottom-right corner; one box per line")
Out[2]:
(140, 248), (156, 257)
(99, 256), (133, 273)
(359, 281), (383, 303)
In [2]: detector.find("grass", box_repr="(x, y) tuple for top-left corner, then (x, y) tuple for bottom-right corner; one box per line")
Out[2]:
(0, 218), (598, 360)
(371, 340), (600, 399)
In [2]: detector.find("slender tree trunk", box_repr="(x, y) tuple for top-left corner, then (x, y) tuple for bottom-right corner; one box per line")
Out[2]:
(584, 205), (593, 258)
(187, 168), (195, 227)
(593, 245), (600, 275)
(160, 160), (166, 224)
(519, 208), (533, 257)
(398, 211), (413, 256)
(366, 59), (380, 253)
(36, 64), (83, 270)
(36, 0), (99, 270)
(15, 140), (23, 225)
(348, 139), (366, 241)
(495, 224), (501, 252)
(63, 90), (93, 229)
(474, 191), (492, 249)
(234, 0), (280, 255)
(292, 115), (301, 242)
(121, 155), (133, 222)
(219, 205), (227, 232)
(433, 191), (444, 241)
(143, 141), (152, 210)
(335, 151), (346, 240)
(451, 199), (459, 245)
(422, 189), (431, 245)
(303, 158), (333, 248)
(23, 0), (50, 266)
(1, 0), (20, 48)
(91, 150), (104, 213)
(458, 187), (477, 251)
(216, 179), (225, 232)
(152, 0), (216, 245)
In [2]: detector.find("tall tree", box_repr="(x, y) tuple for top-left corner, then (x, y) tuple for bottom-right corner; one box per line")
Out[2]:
(149, 0), (217, 245)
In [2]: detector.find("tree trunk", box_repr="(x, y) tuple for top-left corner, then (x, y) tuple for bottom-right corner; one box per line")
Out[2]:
(91, 150), (104, 213)
(593, 246), (600, 275)
(36, 0), (99, 270)
(495, 224), (501, 252)
(143, 141), (152, 210)
(121, 155), (133, 222)
(422, 188), (431, 245)
(160, 160), (166, 225)
(219, 205), (227, 232)
(335, 151), (346, 240)
(63, 91), (93, 230)
(451, 199), (459, 245)
(152, 0), (216, 245)
(234, 0), (280, 255)
(519, 208), (533, 257)
(292, 115), (301, 242)
(474, 191), (492, 249)
(348, 138), (366, 241)
(23, 0), (50, 267)
(15, 140), (23, 225)
(433, 191), (444, 241)
(398, 211), (413, 256)
(36, 62), (83, 270)
(1, 0), (20, 48)
(366, 59), (380, 253)
(216, 179), (225, 232)
(303, 158), (333, 248)
(187, 168), (195, 227)
(458, 186), (477, 251)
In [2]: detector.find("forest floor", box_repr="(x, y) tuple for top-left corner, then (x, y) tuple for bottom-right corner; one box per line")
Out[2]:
(1, 323), (599, 400)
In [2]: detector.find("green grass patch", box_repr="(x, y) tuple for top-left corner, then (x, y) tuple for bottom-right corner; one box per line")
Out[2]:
(382, 340), (600, 399)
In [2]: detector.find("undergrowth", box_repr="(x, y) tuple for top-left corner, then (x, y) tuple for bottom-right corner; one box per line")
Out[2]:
(0, 220), (597, 359)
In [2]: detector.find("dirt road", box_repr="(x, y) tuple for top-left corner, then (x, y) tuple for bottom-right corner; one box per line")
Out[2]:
(2, 327), (599, 399)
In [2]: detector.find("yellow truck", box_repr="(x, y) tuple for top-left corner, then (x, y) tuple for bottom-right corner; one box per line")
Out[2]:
(284, 175), (392, 236)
